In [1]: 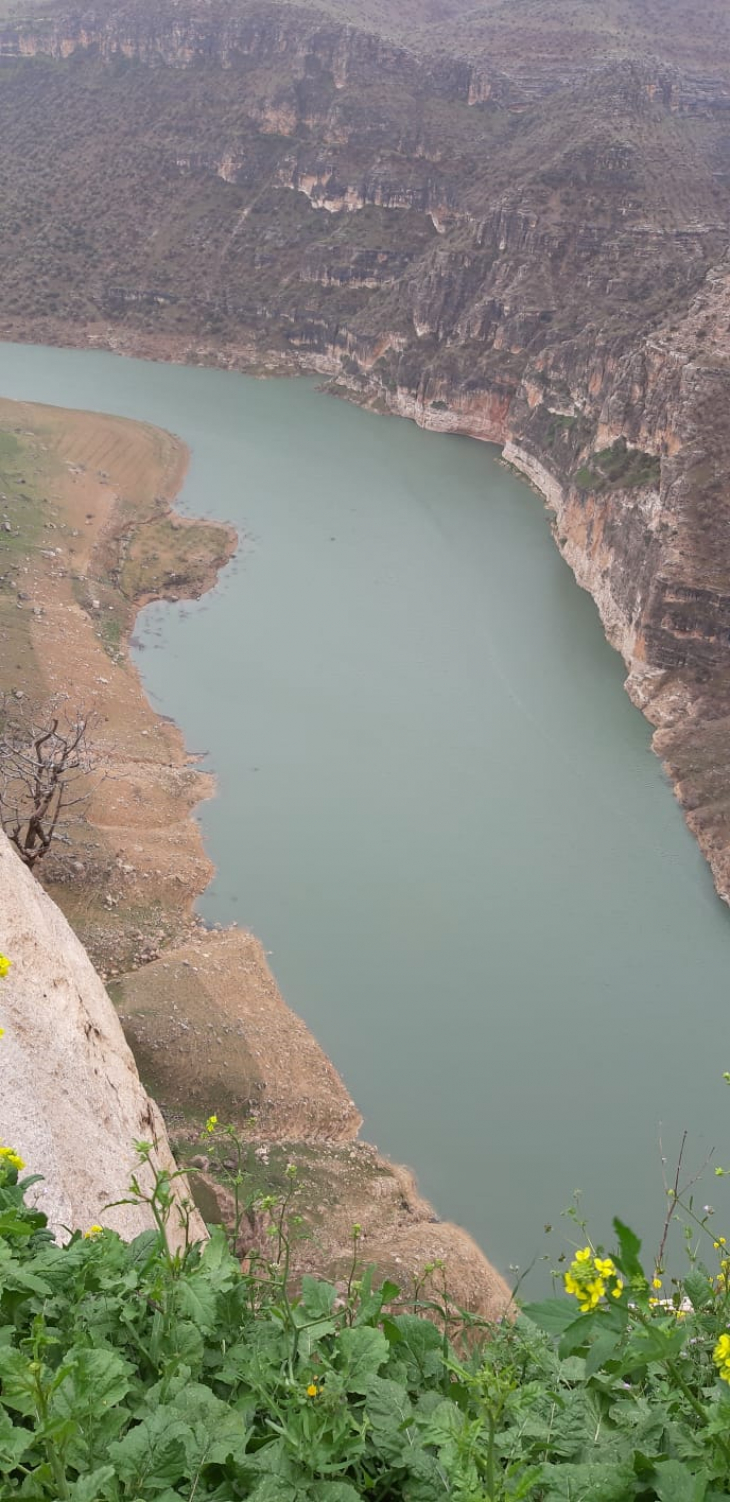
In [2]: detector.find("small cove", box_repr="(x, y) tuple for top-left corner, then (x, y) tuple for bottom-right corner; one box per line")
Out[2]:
(1, 340), (729, 1281)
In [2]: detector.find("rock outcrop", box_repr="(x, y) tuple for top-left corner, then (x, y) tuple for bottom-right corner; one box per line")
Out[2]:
(0, 833), (205, 1244)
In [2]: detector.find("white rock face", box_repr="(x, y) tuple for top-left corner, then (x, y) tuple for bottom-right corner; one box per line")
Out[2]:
(0, 834), (205, 1245)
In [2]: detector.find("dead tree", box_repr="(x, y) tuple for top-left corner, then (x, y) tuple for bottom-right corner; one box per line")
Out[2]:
(0, 698), (97, 869)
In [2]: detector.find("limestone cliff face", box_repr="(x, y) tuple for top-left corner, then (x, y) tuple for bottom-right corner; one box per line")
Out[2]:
(0, 3), (514, 109)
(0, 833), (205, 1244)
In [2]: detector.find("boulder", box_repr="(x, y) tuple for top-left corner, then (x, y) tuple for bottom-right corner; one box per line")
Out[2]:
(0, 833), (204, 1246)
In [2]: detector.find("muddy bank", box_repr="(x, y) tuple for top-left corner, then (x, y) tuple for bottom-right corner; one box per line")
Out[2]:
(0, 395), (235, 972)
(0, 393), (512, 1318)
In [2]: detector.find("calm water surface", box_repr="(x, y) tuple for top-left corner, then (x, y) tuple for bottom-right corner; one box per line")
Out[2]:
(2, 341), (729, 1282)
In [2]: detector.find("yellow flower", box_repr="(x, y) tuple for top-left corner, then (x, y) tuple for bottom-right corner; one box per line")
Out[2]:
(714, 1238), (727, 1249)
(306, 1383), (319, 1398)
(84, 1224), (104, 1239)
(594, 1257), (616, 1278)
(205, 1114), (218, 1134)
(0, 955), (10, 979)
(652, 1278), (663, 1289)
(714, 1334), (730, 1384)
(0, 1027), (4, 1039)
(0, 1146), (25, 1172)
(564, 1247), (622, 1309)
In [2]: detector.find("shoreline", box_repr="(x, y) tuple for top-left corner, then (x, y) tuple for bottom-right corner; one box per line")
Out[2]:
(0, 384), (512, 1318)
(4, 321), (725, 916)
(3, 316), (718, 908)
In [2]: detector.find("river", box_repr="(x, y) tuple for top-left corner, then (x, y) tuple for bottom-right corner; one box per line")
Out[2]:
(1, 340), (729, 1282)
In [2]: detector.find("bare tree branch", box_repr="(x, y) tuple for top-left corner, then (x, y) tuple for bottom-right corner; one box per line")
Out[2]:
(0, 695), (99, 869)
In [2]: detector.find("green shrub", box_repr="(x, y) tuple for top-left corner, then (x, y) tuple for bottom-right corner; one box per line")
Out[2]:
(574, 438), (661, 494)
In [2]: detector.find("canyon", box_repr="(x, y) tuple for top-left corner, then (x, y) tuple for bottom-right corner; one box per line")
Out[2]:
(0, 0), (728, 904)
(1, 0), (730, 1291)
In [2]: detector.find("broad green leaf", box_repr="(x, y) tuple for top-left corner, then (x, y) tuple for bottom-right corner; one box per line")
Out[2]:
(541, 1459), (636, 1501)
(364, 1375), (414, 1463)
(205, 1409), (252, 1467)
(171, 1382), (230, 1422)
(134, 1365), (192, 1417)
(612, 1219), (645, 1281)
(307, 1485), (363, 1502)
(107, 1408), (191, 1490)
(653, 1459), (708, 1502)
(127, 1228), (161, 1263)
(55, 1346), (132, 1414)
(199, 1225), (238, 1290)
(68, 1465), (116, 1501)
(247, 1481), (299, 1502)
(0, 1409), (33, 1471)
(336, 1325), (389, 1392)
(618, 1323), (686, 1369)
(245, 1435), (297, 1479)
(352, 1269), (400, 1327)
(387, 1314), (443, 1383)
(684, 1271), (715, 1311)
(299, 1275), (337, 1320)
(163, 1317), (204, 1369)
(522, 1300), (583, 1336)
(584, 1329), (622, 1378)
(558, 1311), (605, 1358)
(0, 1347), (38, 1416)
(508, 1464), (545, 1500)
(169, 1382), (250, 1470)
(419, 1397), (464, 1445)
(3, 1265), (52, 1297)
(174, 1273), (218, 1332)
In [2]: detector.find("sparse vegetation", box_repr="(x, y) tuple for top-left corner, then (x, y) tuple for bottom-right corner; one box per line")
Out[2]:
(575, 439), (661, 494)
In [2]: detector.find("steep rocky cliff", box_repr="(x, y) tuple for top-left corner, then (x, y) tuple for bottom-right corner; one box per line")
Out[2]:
(0, 0), (729, 895)
(0, 832), (205, 1243)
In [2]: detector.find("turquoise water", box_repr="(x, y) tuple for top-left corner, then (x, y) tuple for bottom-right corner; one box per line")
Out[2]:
(1, 340), (729, 1283)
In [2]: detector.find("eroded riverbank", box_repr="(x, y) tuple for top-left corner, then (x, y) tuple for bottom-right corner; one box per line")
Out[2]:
(4, 342), (730, 1284)
(4, 314), (727, 923)
(0, 390), (511, 1316)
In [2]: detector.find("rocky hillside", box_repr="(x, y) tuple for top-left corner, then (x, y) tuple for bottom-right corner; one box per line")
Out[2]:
(0, 0), (730, 893)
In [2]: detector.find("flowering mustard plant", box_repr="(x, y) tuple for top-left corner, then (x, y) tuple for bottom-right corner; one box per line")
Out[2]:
(714, 1333), (730, 1384)
(564, 1246), (624, 1310)
(0, 1146), (25, 1172)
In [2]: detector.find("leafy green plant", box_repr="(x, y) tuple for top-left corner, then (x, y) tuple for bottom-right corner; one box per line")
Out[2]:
(4, 1085), (730, 1497)
(0, 1143), (527, 1500)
